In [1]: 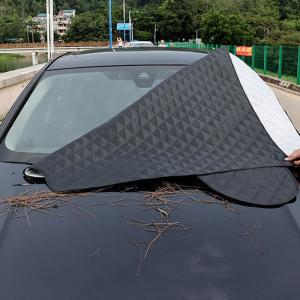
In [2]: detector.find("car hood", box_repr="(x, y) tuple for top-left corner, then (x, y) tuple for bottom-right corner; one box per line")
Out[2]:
(0, 162), (300, 300)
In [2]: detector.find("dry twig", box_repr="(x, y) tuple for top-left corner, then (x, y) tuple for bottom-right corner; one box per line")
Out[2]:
(238, 217), (263, 255)
(0, 190), (98, 226)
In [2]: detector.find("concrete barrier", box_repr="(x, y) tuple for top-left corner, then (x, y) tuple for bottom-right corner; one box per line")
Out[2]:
(0, 64), (44, 120)
(260, 74), (300, 94)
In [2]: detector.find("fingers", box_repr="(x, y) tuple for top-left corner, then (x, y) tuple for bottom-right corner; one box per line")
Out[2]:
(294, 160), (300, 166)
(285, 149), (300, 162)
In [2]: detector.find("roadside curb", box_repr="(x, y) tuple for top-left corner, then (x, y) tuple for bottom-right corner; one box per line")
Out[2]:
(0, 64), (45, 89)
(0, 64), (45, 121)
(259, 74), (300, 95)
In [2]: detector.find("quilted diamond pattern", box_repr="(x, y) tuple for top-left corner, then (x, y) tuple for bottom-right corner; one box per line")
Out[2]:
(35, 49), (297, 205)
(199, 168), (298, 206)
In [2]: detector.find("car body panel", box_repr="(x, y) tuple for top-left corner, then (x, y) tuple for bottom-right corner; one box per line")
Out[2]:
(0, 162), (299, 299)
(0, 49), (300, 299)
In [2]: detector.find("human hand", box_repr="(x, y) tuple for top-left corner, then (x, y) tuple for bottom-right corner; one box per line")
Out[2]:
(285, 149), (300, 166)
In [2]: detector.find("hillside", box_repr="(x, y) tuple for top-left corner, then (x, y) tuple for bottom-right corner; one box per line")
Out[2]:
(0, 0), (162, 16)
(1, 0), (299, 19)
(0, 0), (300, 45)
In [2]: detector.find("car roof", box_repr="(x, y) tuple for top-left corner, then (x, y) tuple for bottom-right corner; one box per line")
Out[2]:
(48, 48), (208, 70)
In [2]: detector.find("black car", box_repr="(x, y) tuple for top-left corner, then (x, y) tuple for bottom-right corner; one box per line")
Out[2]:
(0, 48), (299, 300)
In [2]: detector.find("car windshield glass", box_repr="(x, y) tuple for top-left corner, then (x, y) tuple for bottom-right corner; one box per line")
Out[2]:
(5, 66), (182, 154)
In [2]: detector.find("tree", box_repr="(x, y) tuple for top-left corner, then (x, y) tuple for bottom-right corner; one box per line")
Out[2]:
(158, 0), (194, 41)
(64, 12), (107, 41)
(130, 7), (157, 41)
(0, 15), (26, 42)
(200, 11), (254, 45)
(246, 15), (280, 43)
(25, 16), (41, 43)
(279, 0), (288, 20)
(0, 0), (299, 45)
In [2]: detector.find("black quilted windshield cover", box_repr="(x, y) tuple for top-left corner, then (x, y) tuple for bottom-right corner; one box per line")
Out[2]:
(35, 49), (298, 205)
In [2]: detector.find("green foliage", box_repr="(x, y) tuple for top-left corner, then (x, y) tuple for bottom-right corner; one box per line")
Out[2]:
(247, 15), (281, 43)
(0, 15), (26, 42)
(131, 7), (156, 33)
(157, 0), (194, 40)
(134, 30), (153, 41)
(0, 0), (300, 45)
(64, 12), (107, 41)
(200, 11), (254, 45)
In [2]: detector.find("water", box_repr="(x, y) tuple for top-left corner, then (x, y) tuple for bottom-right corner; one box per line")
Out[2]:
(0, 53), (48, 73)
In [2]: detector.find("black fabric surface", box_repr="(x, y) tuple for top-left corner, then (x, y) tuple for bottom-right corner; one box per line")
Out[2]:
(35, 49), (298, 205)
(199, 168), (298, 206)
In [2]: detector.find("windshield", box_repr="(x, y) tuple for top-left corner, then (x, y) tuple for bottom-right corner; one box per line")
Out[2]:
(5, 66), (182, 154)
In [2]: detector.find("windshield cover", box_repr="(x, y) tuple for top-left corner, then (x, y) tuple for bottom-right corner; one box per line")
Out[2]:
(5, 66), (182, 154)
(34, 49), (298, 206)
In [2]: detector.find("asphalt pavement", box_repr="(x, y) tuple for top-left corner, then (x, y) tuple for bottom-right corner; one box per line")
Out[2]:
(271, 85), (300, 132)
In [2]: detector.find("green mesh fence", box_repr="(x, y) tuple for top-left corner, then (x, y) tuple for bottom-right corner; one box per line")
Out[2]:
(166, 42), (300, 85)
(282, 46), (298, 81)
(253, 46), (265, 71)
(267, 46), (280, 74)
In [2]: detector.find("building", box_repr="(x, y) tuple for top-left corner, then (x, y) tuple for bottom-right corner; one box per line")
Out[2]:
(33, 13), (48, 42)
(55, 10), (76, 36)
(33, 9), (76, 42)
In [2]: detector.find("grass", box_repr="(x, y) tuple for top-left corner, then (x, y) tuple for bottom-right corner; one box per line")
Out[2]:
(254, 67), (298, 84)
(0, 53), (24, 59)
(0, 53), (30, 74)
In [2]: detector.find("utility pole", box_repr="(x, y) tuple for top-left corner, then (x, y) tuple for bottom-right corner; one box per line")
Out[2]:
(46, 0), (54, 60)
(154, 22), (157, 45)
(129, 10), (131, 42)
(31, 26), (34, 43)
(49, 0), (54, 57)
(131, 22), (134, 41)
(123, 0), (126, 45)
(46, 0), (50, 60)
(26, 25), (30, 44)
(108, 0), (113, 48)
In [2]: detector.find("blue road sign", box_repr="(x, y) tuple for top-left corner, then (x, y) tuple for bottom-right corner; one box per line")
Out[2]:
(117, 23), (132, 31)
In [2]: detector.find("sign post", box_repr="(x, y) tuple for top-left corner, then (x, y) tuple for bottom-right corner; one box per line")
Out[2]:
(123, 0), (126, 45)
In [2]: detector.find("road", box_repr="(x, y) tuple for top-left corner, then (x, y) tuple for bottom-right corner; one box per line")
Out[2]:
(271, 85), (300, 132)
